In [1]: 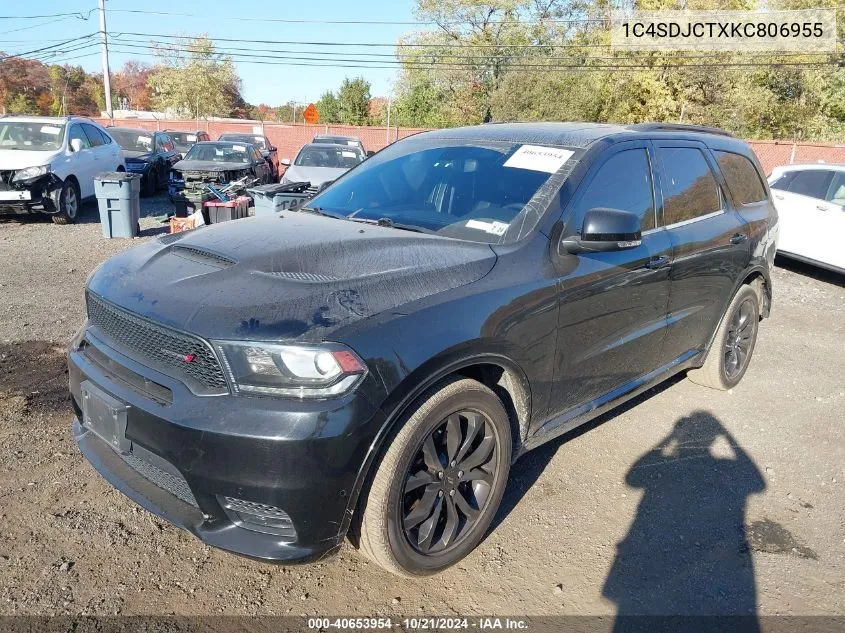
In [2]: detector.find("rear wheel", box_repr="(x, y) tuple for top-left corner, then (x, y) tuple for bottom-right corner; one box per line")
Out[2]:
(51, 179), (80, 225)
(688, 284), (760, 390)
(141, 167), (157, 197)
(357, 377), (511, 577)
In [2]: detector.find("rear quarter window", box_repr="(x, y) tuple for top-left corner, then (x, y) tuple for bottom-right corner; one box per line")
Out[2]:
(714, 151), (767, 205)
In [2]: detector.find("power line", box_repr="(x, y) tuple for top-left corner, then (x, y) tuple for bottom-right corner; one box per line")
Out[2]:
(0, 34), (97, 63)
(115, 38), (834, 63)
(105, 45), (838, 72)
(115, 38), (836, 65)
(0, 10), (95, 20)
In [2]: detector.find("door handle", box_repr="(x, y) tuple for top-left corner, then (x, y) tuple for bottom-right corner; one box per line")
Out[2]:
(645, 255), (671, 270)
(816, 204), (829, 212)
(774, 194), (784, 200)
(730, 233), (748, 245)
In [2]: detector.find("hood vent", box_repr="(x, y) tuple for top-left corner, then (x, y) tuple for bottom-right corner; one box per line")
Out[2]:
(267, 271), (338, 283)
(170, 245), (237, 268)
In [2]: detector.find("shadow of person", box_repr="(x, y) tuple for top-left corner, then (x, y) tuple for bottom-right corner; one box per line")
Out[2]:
(602, 411), (766, 632)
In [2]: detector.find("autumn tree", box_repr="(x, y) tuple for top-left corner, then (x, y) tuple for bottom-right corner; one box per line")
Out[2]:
(112, 61), (153, 110)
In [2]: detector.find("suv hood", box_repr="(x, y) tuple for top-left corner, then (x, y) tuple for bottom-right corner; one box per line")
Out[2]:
(0, 149), (61, 170)
(87, 212), (496, 342)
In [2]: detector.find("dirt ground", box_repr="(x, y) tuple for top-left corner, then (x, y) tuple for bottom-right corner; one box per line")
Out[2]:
(0, 196), (843, 619)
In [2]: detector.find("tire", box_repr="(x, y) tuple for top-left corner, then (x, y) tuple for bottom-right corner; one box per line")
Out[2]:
(357, 377), (512, 577)
(141, 169), (157, 197)
(51, 179), (80, 225)
(688, 284), (760, 390)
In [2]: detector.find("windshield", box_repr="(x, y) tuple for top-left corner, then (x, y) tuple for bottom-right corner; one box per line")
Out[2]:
(184, 142), (251, 164)
(109, 129), (154, 152)
(168, 132), (198, 148)
(0, 121), (66, 151)
(295, 146), (363, 168)
(307, 137), (575, 243)
(219, 134), (267, 150)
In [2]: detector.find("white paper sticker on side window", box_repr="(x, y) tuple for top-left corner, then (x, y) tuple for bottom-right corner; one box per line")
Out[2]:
(40, 125), (62, 135)
(503, 145), (574, 174)
(466, 219), (509, 235)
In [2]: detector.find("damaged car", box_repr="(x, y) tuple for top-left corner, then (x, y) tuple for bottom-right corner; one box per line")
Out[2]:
(166, 130), (211, 154)
(70, 122), (776, 577)
(0, 115), (124, 224)
(108, 128), (181, 197)
(218, 133), (279, 180)
(169, 141), (273, 211)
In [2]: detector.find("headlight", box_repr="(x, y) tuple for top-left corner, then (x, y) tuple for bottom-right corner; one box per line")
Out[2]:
(12, 165), (50, 182)
(213, 341), (366, 398)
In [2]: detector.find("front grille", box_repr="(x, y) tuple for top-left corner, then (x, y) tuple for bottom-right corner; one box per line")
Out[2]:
(304, 185), (319, 196)
(86, 292), (228, 395)
(121, 451), (198, 508)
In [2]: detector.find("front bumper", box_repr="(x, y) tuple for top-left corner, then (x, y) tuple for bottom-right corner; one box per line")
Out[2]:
(0, 180), (54, 215)
(69, 330), (386, 563)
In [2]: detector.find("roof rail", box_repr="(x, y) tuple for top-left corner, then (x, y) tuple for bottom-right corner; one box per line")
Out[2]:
(629, 123), (734, 138)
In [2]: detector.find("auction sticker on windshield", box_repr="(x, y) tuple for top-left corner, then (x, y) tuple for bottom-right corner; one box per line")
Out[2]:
(466, 219), (509, 235)
(40, 126), (62, 135)
(233, 145), (246, 152)
(504, 145), (574, 173)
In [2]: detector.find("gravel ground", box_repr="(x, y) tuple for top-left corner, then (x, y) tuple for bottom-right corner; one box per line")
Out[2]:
(0, 197), (843, 619)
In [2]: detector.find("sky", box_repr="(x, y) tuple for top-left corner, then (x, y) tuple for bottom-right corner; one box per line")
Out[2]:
(3, 0), (420, 105)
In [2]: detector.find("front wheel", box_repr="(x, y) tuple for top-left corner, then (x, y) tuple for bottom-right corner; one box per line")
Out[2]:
(357, 377), (511, 577)
(51, 179), (80, 225)
(688, 284), (760, 390)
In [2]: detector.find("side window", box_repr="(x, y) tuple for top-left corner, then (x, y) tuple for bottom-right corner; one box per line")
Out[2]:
(657, 147), (722, 225)
(68, 125), (91, 151)
(786, 170), (833, 200)
(251, 147), (263, 163)
(714, 151), (767, 205)
(81, 123), (104, 147)
(769, 171), (797, 191)
(162, 135), (175, 152)
(155, 135), (165, 151)
(575, 149), (655, 232)
(826, 172), (845, 205)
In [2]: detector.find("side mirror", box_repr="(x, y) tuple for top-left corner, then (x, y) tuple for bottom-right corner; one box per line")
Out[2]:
(281, 158), (291, 166)
(69, 138), (84, 153)
(366, 150), (376, 158)
(560, 207), (642, 254)
(269, 145), (277, 152)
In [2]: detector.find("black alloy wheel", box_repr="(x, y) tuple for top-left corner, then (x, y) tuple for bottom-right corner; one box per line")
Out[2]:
(401, 409), (497, 555)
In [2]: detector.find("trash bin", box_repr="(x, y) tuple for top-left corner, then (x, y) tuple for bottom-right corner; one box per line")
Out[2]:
(94, 172), (141, 238)
(247, 182), (312, 217)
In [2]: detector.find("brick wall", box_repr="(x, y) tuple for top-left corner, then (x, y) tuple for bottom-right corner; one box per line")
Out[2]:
(93, 118), (845, 177)
(92, 118), (429, 165)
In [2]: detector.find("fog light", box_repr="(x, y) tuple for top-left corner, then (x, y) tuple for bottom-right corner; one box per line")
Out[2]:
(219, 496), (296, 540)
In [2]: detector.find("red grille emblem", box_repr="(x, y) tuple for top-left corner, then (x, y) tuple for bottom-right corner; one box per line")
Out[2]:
(183, 354), (195, 363)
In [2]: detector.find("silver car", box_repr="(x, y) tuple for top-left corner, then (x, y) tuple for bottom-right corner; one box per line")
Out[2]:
(281, 143), (364, 190)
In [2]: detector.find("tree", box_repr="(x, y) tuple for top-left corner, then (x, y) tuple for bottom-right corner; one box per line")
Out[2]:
(112, 61), (153, 110)
(315, 90), (340, 123)
(337, 77), (372, 125)
(148, 36), (244, 118)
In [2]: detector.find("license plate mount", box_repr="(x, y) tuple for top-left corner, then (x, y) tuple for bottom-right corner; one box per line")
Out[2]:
(0, 190), (31, 201)
(81, 381), (130, 453)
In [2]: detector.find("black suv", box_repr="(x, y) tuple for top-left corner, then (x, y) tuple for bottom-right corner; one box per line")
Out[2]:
(69, 122), (777, 577)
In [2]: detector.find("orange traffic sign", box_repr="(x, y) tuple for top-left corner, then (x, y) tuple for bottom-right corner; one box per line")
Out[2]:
(303, 103), (319, 124)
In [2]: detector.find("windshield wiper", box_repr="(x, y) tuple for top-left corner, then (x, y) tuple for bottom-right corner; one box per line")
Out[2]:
(346, 216), (434, 235)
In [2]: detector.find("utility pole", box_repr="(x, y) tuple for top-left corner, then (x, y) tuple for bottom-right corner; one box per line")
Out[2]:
(98, 0), (113, 119)
(385, 94), (391, 146)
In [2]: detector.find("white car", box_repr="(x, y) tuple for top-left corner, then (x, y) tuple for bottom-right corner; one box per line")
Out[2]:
(0, 115), (125, 224)
(768, 164), (845, 274)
